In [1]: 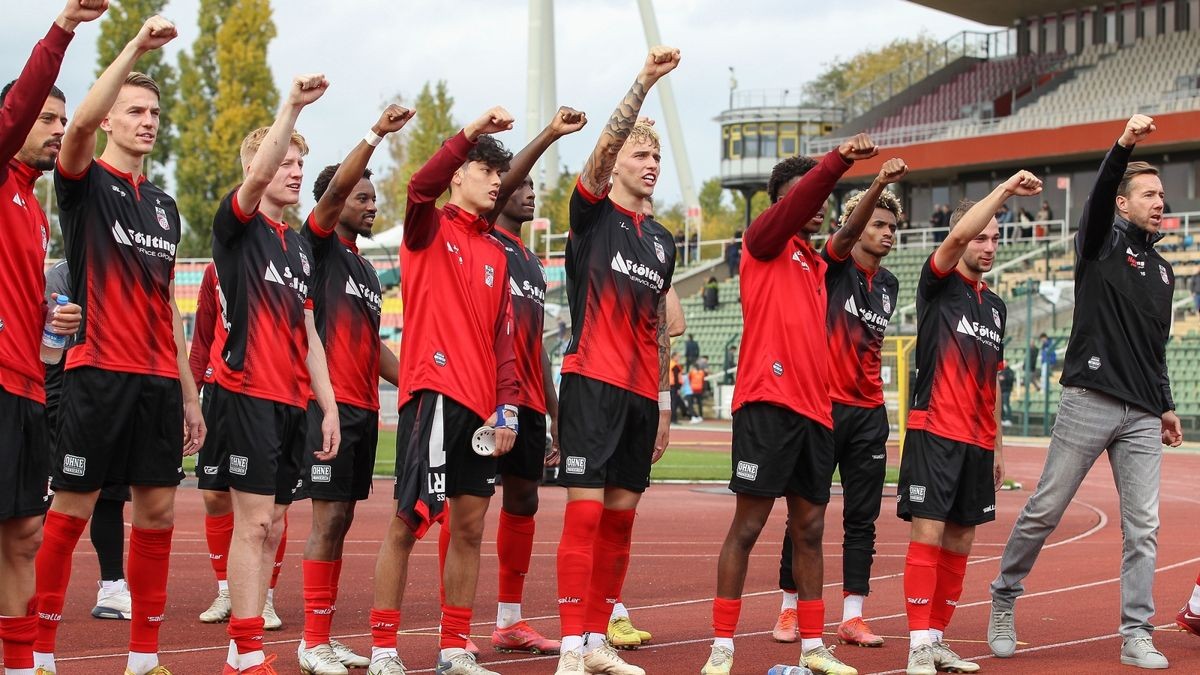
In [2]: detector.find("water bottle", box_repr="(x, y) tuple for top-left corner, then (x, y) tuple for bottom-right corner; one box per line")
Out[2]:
(767, 666), (812, 675)
(40, 294), (70, 365)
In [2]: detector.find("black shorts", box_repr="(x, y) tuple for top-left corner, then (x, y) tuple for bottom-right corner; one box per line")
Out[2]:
(557, 374), (657, 493)
(393, 391), (492, 503)
(0, 387), (51, 520)
(497, 406), (548, 482)
(729, 402), (834, 502)
(207, 385), (306, 505)
(825, 403), (890, 487)
(897, 430), (996, 526)
(194, 383), (227, 491)
(297, 401), (378, 502)
(52, 367), (184, 492)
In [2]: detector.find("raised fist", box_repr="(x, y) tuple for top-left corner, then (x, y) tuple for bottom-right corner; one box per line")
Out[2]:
(1119, 114), (1156, 148)
(637, 116), (656, 127)
(838, 133), (879, 162)
(466, 106), (514, 140)
(133, 15), (177, 52)
(376, 104), (415, 135)
(1001, 170), (1043, 197)
(877, 158), (908, 185)
(61, 0), (108, 23)
(288, 74), (329, 107)
(550, 106), (587, 137)
(642, 46), (681, 81)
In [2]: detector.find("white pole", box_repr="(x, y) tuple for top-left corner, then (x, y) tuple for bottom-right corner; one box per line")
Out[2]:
(526, 0), (545, 209)
(541, 0), (560, 191)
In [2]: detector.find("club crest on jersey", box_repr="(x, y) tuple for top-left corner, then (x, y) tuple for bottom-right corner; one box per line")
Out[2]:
(654, 240), (666, 263)
(155, 206), (170, 231)
(1159, 265), (1169, 284)
(882, 291), (891, 314)
(992, 307), (1001, 328)
(484, 264), (495, 287)
(299, 250), (310, 276)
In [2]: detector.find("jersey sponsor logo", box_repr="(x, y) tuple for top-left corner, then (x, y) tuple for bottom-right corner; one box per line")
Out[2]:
(1125, 246), (1146, 275)
(843, 296), (890, 332)
(110, 219), (177, 259)
(564, 456), (587, 475)
(264, 261), (286, 285)
(62, 454), (87, 477)
(311, 465), (332, 483)
(433, 351), (447, 367)
(1159, 264), (1169, 285)
(1088, 356), (1101, 371)
(229, 455), (248, 476)
(735, 461), (759, 481)
(610, 252), (665, 291)
(509, 277), (524, 297)
(955, 315), (1002, 350)
(345, 277), (382, 311)
(154, 205), (171, 231)
(654, 240), (666, 263)
(882, 291), (892, 314)
(791, 250), (811, 270)
(264, 261), (308, 297)
(772, 361), (784, 377)
(511, 277), (545, 305)
(484, 264), (495, 288)
(908, 484), (926, 503)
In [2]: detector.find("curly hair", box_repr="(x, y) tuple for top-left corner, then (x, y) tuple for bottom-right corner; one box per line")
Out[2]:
(312, 163), (372, 201)
(837, 188), (904, 229)
(767, 155), (818, 204)
(466, 134), (512, 171)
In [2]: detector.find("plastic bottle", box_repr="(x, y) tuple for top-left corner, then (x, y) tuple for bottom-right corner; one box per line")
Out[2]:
(40, 294), (70, 365)
(767, 666), (812, 675)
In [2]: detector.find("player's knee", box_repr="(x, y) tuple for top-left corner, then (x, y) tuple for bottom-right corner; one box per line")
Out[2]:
(451, 516), (486, 549)
(385, 516), (417, 551)
(502, 490), (539, 517)
(729, 518), (767, 550)
(3, 521), (43, 564)
(237, 514), (274, 545)
(202, 491), (233, 516)
(314, 505), (352, 545)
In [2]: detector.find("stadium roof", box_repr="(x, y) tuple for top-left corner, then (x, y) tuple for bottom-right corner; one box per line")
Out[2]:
(908, 1), (1097, 26)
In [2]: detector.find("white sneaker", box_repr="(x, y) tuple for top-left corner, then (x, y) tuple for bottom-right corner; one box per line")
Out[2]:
(931, 641), (980, 673)
(300, 643), (350, 675)
(690, 416), (703, 424)
(367, 656), (407, 675)
(1120, 636), (1168, 669)
(330, 638), (370, 668)
(199, 588), (231, 623)
(262, 595), (282, 630)
(434, 648), (498, 674)
(554, 650), (586, 674)
(583, 641), (645, 675)
(92, 580), (132, 620)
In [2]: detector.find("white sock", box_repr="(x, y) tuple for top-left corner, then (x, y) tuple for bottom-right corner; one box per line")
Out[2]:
(1189, 583), (1200, 614)
(266, 588), (275, 603)
(930, 628), (944, 644)
(583, 632), (605, 653)
(910, 630), (932, 649)
(800, 637), (822, 652)
(217, 579), (228, 593)
(713, 637), (734, 651)
(371, 647), (398, 664)
(561, 635), (584, 653)
(225, 640), (238, 669)
(780, 591), (798, 611)
(610, 602), (630, 620)
(497, 602), (522, 629)
(32, 653), (54, 670)
(842, 594), (864, 622)
(126, 651), (158, 675)
(240, 649), (264, 668)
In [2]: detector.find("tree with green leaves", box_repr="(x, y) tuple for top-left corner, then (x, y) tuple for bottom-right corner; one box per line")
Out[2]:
(803, 33), (940, 109)
(374, 81), (457, 231)
(93, 0), (177, 184)
(174, 0), (277, 255)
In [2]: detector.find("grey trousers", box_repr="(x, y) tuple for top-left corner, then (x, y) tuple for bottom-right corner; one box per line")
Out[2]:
(990, 386), (1163, 638)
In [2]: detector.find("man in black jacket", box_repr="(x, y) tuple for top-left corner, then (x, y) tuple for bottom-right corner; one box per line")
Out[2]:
(988, 114), (1182, 670)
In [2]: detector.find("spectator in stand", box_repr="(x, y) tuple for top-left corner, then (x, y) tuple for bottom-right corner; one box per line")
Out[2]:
(1190, 274), (1200, 315)
(687, 359), (708, 423)
(724, 344), (738, 385)
(997, 204), (1014, 242)
(689, 230), (700, 262)
(725, 230), (743, 277)
(932, 204), (950, 243)
(1026, 338), (1040, 392)
(675, 228), (686, 264)
(684, 333), (700, 368)
(1038, 333), (1057, 385)
(703, 276), (720, 311)
(1036, 200), (1053, 221)
(669, 351), (687, 423)
(1017, 207), (1034, 240)
(998, 360), (1015, 427)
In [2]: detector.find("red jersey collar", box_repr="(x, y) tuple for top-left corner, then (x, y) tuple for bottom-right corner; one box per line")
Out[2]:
(340, 234), (359, 253)
(8, 158), (42, 190)
(442, 203), (490, 234)
(96, 158), (147, 186)
(957, 269), (988, 293)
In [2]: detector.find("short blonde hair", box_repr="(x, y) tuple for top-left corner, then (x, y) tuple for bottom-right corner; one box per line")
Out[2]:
(838, 188), (904, 229)
(626, 122), (660, 151)
(239, 126), (309, 168)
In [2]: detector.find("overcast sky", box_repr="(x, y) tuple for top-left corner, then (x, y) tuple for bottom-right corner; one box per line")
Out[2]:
(4, 0), (991, 211)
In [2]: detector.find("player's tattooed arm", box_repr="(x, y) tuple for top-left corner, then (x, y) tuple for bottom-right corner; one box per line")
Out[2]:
(579, 46), (680, 198)
(653, 293), (672, 463)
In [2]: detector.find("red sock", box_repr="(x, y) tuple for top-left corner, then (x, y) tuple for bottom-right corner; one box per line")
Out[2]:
(440, 605), (472, 649)
(33, 510), (87, 653)
(205, 512), (235, 583)
(497, 510), (536, 604)
(583, 508), (636, 634)
(370, 608), (400, 650)
(271, 514), (288, 589)
(128, 526), (173, 653)
(302, 559), (336, 646)
(796, 599), (824, 639)
(556, 500), (603, 637)
(930, 548), (969, 632)
(711, 597), (741, 638)
(331, 558), (344, 607)
(437, 505), (451, 607)
(904, 541), (940, 631)
(0, 614), (38, 669)
(228, 615), (265, 654)
(1195, 568), (1200, 586)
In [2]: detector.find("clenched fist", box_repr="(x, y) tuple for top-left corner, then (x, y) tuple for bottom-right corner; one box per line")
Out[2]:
(288, 74), (330, 108)
(1001, 170), (1043, 197)
(876, 158), (908, 185)
(1118, 114), (1156, 148)
(375, 104), (415, 135)
(641, 46), (681, 81)
(465, 106), (514, 141)
(838, 133), (879, 162)
(550, 106), (587, 137)
(133, 15), (177, 52)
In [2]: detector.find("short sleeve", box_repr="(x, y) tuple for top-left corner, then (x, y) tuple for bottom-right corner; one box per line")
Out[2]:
(301, 211), (335, 264)
(917, 253), (955, 301)
(569, 177), (609, 235)
(821, 236), (852, 277)
(213, 188), (254, 246)
(53, 160), (93, 215)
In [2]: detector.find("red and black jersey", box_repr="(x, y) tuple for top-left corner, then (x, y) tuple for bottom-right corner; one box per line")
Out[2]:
(823, 241), (899, 408)
(494, 227), (548, 414)
(211, 189), (313, 409)
(908, 255), (1006, 450)
(55, 159), (180, 379)
(0, 23), (73, 404)
(562, 179), (675, 401)
(188, 262), (221, 387)
(732, 150), (852, 428)
(398, 131), (518, 421)
(303, 213), (382, 411)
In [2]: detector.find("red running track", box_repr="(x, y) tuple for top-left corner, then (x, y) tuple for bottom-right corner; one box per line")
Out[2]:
(26, 432), (1200, 674)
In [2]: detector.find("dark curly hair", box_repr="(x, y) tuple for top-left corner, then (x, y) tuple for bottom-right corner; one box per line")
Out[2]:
(767, 155), (818, 204)
(312, 163), (373, 201)
(466, 134), (512, 171)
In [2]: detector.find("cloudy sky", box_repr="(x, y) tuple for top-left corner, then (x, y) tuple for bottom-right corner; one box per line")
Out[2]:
(5, 0), (991, 210)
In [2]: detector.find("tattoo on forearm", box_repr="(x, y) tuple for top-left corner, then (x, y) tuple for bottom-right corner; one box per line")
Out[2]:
(657, 297), (670, 390)
(586, 78), (648, 188)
